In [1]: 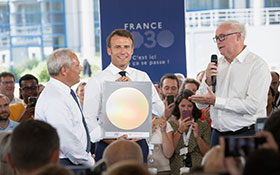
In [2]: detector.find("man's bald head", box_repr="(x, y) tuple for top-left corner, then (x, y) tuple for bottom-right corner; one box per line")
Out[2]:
(103, 140), (143, 167)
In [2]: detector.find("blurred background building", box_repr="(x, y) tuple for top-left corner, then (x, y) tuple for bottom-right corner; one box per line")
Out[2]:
(0, 0), (279, 81)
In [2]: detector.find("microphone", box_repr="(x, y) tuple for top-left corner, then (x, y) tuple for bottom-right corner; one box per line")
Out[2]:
(211, 54), (218, 93)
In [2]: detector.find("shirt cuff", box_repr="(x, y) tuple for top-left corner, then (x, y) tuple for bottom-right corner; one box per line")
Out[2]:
(84, 154), (95, 167)
(214, 97), (226, 108)
(90, 125), (102, 143)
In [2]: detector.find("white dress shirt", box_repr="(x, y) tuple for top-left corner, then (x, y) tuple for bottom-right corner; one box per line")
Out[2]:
(84, 63), (164, 142)
(35, 78), (94, 166)
(196, 47), (271, 132)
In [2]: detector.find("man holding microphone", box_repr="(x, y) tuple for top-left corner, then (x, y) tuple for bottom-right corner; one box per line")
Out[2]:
(189, 20), (271, 147)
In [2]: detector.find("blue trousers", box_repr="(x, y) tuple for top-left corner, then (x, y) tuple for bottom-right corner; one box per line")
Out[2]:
(210, 125), (255, 147)
(94, 139), (148, 163)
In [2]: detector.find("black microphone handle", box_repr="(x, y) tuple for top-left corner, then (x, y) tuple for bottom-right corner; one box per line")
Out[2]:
(210, 54), (218, 93)
(211, 76), (216, 93)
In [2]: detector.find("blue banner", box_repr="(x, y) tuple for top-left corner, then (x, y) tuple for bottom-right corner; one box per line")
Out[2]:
(99, 0), (186, 82)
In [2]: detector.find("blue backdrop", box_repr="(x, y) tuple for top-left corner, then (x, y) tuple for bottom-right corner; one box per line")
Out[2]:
(99, 0), (186, 82)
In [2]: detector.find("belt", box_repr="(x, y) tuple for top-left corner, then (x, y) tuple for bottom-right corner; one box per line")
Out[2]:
(60, 158), (81, 166)
(214, 124), (255, 136)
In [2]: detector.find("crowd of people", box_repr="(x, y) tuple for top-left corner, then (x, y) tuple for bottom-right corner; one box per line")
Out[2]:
(0, 20), (280, 175)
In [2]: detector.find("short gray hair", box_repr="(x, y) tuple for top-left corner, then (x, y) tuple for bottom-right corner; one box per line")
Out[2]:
(219, 20), (246, 41)
(47, 48), (73, 76)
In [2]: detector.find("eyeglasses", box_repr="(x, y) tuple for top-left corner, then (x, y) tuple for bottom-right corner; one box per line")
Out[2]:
(213, 32), (239, 43)
(0, 81), (15, 85)
(21, 86), (38, 91)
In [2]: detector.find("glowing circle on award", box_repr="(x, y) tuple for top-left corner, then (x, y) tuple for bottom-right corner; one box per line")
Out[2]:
(106, 87), (149, 130)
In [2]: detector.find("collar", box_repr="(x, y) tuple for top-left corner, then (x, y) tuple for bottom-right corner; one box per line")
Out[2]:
(221, 45), (249, 64)
(234, 45), (249, 63)
(49, 77), (72, 95)
(109, 63), (131, 76)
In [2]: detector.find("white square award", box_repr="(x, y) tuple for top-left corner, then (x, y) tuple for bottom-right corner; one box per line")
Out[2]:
(100, 81), (152, 139)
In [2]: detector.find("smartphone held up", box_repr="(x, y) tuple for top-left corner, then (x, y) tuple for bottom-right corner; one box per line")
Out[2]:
(28, 96), (37, 107)
(182, 110), (191, 121)
(255, 117), (267, 132)
(224, 136), (266, 157)
(167, 94), (174, 105)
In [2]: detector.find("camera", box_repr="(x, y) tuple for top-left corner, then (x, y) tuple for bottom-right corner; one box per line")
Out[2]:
(182, 110), (191, 121)
(255, 117), (267, 132)
(183, 152), (192, 168)
(28, 96), (37, 107)
(224, 136), (266, 157)
(167, 94), (174, 105)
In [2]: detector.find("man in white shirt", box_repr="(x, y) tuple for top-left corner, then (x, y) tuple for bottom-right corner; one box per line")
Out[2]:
(158, 73), (179, 120)
(35, 48), (95, 167)
(0, 72), (22, 105)
(84, 29), (164, 162)
(189, 20), (271, 147)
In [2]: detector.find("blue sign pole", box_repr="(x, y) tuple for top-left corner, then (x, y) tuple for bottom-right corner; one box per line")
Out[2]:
(100, 0), (186, 82)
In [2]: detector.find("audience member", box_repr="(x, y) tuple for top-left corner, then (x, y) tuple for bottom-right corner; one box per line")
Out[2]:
(6, 120), (60, 175)
(159, 74), (179, 100)
(84, 29), (164, 163)
(266, 86), (277, 116)
(190, 20), (271, 147)
(174, 73), (185, 88)
(180, 78), (200, 94)
(243, 149), (280, 175)
(203, 137), (242, 175)
(75, 82), (86, 109)
(270, 71), (280, 107)
(103, 139), (143, 168)
(148, 73), (178, 174)
(0, 94), (18, 131)
(0, 131), (15, 175)
(0, 72), (22, 104)
(9, 74), (39, 122)
(204, 131), (279, 175)
(33, 164), (73, 175)
(106, 161), (150, 175)
(159, 73), (179, 120)
(169, 89), (210, 174)
(180, 78), (211, 126)
(264, 109), (280, 148)
(35, 48), (94, 166)
(149, 117), (174, 174)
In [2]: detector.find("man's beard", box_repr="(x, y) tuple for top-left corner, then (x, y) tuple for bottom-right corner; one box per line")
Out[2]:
(0, 112), (9, 121)
(161, 93), (166, 101)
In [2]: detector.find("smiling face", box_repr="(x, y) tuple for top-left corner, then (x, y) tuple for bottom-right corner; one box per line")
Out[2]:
(0, 96), (10, 120)
(0, 76), (15, 97)
(216, 24), (242, 61)
(107, 35), (134, 70)
(64, 53), (83, 87)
